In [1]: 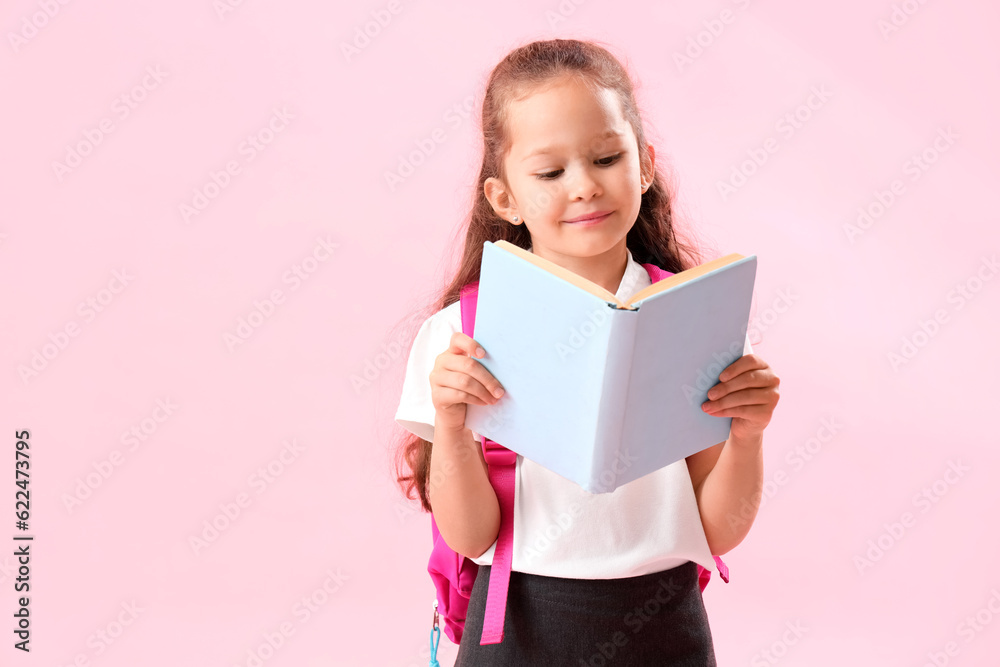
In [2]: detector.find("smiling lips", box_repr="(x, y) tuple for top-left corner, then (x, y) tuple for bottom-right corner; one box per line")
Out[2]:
(564, 210), (613, 224)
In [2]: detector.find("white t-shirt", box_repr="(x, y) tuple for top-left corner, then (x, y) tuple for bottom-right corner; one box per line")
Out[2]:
(395, 247), (752, 580)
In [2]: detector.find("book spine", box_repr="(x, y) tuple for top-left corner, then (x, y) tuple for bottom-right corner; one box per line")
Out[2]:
(589, 305), (640, 493)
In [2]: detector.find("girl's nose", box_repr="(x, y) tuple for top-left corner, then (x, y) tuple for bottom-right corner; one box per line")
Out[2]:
(567, 167), (602, 200)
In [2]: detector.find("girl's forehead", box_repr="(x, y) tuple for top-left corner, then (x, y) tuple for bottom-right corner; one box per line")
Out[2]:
(511, 78), (621, 123)
(506, 81), (630, 159)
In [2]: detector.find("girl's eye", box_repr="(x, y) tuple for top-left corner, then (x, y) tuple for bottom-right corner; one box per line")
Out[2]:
(534, 154), (622, 180)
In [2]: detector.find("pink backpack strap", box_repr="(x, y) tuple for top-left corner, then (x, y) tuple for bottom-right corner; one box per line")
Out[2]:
(459, 282), (479, 338)
(641, 262), (673, 283)
(459, 282), (517, 645)
(641, 263), (731, 591)
(479, 437), (516, 643)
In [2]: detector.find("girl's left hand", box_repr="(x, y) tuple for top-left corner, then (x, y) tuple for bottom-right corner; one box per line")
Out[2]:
(701, 353), (780, 445)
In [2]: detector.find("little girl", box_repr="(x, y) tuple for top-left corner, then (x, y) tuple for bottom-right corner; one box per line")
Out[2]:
(394, 38), (780, 665)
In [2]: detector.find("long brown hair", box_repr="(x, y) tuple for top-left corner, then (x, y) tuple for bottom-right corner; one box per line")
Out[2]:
(392, 38), (712, 513)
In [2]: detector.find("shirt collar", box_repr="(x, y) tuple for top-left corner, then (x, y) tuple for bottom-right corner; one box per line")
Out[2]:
(615, 248), (647, 301)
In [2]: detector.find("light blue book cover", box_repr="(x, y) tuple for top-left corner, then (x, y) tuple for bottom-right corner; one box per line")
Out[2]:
(465, 240), (757, 493)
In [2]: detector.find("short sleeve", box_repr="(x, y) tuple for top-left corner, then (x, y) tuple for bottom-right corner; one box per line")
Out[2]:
(394, 302), (462, 443)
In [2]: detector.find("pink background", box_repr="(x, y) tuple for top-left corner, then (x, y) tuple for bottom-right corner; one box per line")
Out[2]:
(2, 1), (998, 665)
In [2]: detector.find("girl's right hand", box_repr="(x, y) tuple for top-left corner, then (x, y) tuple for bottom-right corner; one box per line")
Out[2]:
(429, 332), (505, 433)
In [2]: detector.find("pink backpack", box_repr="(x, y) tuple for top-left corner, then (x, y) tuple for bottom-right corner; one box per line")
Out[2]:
(426, 261), (731, 656)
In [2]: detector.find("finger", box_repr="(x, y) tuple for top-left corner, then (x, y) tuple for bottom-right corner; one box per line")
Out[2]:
(438, 384), (494, 408)
(431, 359), (496, 407)
(448, 331), (486, 360)
(707, 369), (778, 400)
(702, 387), (776, 413)
(718, 353), (767, 382)
(457, 355), (507, 400)
(446, 332), (505, 399)
(703, 403), (772, 423)
(441, 357), (505, 404)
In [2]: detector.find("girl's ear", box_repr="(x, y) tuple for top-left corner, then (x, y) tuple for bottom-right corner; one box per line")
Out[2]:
(640, 143), (656, 188)
(484, 177), (518, 222)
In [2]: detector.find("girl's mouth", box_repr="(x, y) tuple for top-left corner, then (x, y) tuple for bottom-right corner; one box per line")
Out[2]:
(564, 211), (612, 226)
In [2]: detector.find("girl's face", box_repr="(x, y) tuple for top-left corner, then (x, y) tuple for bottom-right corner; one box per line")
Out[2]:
(485, 75), (653, 276)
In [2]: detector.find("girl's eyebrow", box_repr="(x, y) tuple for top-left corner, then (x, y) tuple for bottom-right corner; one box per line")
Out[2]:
(521, 129), (626, 162)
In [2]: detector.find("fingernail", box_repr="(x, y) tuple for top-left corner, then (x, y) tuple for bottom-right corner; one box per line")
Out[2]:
(493, 386), (504, 398)
(476, 347), (485, 358)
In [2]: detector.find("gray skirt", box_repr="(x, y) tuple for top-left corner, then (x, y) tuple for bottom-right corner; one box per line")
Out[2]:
(455, 560), (717, 666)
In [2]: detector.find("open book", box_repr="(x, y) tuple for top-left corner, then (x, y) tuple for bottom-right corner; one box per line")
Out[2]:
(465, 240), (757, 493)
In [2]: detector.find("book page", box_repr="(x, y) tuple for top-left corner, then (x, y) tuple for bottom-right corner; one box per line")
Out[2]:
(494, 240), (626, 307)
(624, 253), (746, 308)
